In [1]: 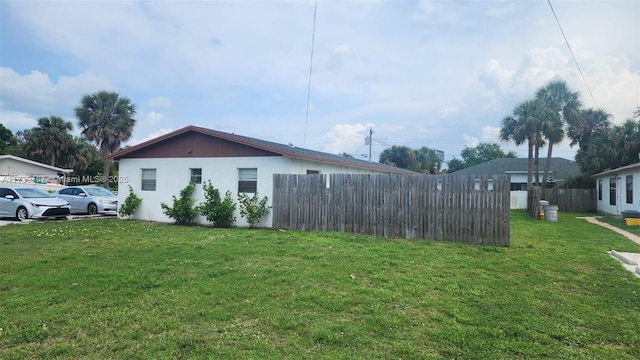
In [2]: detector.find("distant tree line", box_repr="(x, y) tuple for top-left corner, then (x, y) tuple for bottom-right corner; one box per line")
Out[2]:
(0, 91), (136, 189)
(379, 146), (442, 174)
(367, 79), (639, 189)
(500, 79), (640, 188)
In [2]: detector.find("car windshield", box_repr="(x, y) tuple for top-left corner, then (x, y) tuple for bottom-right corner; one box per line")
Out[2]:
(85, 187), (115, 197)
(15, 188), (53, 198)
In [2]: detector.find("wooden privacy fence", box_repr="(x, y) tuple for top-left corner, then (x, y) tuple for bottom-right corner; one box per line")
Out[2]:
(527, 186), (596, 218)
(272, 174), (510, 246)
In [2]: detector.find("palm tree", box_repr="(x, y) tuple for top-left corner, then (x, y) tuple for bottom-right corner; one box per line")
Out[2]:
(535, 80), (582, 186)
(75, 91), (137, 188)
(379, 145), (418, 170)
(500, 99), (543, 190)
(567, 108), (611, 150)
(415, 146), (442, 174)
(26, 116), (74, 167)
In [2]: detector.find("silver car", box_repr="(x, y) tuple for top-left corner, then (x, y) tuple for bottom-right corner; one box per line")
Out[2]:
(55, 185), (118, 215)
(0, 187), (71, 221)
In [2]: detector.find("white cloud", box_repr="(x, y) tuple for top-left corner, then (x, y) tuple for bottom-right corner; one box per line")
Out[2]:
(478, 41), (640, 124)
(127, 128), (174, 147)
(463, 135), (479, 148)
(147, 97), (172, 108)
(440, 106), (459, 117)
(322, 123), (374, 155)
(0, 67), (115, 115)
(479, 126), (501, 143)
(145, 112), (164, 124)
(0, 110), (38, 132)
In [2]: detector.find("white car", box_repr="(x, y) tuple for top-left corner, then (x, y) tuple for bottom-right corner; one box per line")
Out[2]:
(54, 185), (118, 215)
(0, 187), (71, 221)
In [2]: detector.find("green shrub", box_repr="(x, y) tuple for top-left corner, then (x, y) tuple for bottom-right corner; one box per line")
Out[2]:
(238, 191), (270, 228)
(200, 180), (236, 228)
(161, 183), (199, 225)
(118, 185), (142, 219)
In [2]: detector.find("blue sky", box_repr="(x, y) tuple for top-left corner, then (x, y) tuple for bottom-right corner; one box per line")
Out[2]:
(1, 0), (638, 166)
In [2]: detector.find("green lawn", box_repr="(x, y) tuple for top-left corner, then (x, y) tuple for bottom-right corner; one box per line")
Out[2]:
(1, 211), (639, 359)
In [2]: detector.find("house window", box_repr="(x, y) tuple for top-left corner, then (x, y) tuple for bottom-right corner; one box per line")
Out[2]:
(609, 177), (616, 206)
(238, 168), (257, 193)
(141, 169), (156, 191)
(306, 170), (320, 174)
(510, 183), (526, 191)
(190, 168), (202, 184)
(627, 175), (633, 204)
(598, 179), (602, 200)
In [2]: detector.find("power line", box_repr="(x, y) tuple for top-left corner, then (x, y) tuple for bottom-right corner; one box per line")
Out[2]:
(547, 0), (599, 108)
(303, 0), (317, 147)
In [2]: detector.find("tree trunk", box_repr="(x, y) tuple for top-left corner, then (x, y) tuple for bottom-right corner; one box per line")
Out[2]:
(527, 140), (534, 190)
(102, 159), (110, 189)
(542, 143), (554, 186)
(534, 145), (540, 186)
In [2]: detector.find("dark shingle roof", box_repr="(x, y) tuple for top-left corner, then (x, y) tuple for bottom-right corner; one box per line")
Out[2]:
(109, 125), (415, 175)
(450, 157), (580, 180)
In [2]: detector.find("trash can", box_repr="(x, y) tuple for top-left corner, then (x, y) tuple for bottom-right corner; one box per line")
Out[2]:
(539, 200), (549, 220)
(544, 205), (558, 222)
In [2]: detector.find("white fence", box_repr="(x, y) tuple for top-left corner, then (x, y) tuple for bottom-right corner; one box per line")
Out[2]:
(510, 191), (528, 209)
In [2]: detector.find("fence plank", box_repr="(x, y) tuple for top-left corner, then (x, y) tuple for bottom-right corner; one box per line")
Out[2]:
(272, 174), (511, 246)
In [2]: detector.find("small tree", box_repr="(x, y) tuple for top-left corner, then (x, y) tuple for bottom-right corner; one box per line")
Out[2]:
(161, 183), (199, 225)
(118, 185), (142, 219)
(238, 191), (270, 228)
(200, 180), (236, 228)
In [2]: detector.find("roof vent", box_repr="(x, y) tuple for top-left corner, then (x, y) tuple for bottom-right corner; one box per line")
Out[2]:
(288, 143), (295, 148)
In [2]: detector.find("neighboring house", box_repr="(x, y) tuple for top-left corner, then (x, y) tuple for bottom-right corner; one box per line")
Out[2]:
(593, 162), (640, 216)
(109, 125), (415, 227)
(0, 155), (73, 189)
(449, 157), (581, 209)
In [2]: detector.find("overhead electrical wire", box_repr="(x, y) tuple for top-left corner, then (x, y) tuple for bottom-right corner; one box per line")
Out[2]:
(547, 0), (599, 108)
(303, 0), (317, 148)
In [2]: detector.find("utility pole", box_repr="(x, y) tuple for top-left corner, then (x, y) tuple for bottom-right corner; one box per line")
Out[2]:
(367, 128), (374, 162)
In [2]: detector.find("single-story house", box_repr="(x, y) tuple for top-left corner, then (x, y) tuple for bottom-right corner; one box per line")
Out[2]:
(449, 157), (581, 209)
(0, 154), (73, 188)
(108, 125), (415, 227)
(593, 162), (640, 216)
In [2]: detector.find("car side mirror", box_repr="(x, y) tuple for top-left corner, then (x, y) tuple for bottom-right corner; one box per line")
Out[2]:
(5, 195), (15, 200)
(79, 193), (87, 197)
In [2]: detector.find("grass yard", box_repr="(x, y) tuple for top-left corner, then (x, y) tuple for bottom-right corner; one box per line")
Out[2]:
(1, 211), (639, 359)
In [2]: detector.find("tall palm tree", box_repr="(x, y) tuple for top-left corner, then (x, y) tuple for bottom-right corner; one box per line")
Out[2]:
(567, 108), (611, 150)
(27, 116), (74, 167)
(535, 80), (582, 186)
(75, 91), (137, 188)
(500, 99), (542, 190)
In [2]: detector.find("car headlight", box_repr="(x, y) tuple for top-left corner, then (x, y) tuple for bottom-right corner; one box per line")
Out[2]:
(29, 202), (41, 208)
(99, 199), (116, 205)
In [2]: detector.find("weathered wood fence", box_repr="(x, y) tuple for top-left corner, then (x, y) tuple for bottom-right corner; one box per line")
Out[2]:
(272, 174), (510, 246)
(527, 186), (596, 218)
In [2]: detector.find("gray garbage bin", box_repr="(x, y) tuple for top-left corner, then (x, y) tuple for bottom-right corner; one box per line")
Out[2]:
(544, 205), (558, 222)
(538, 200), (549, 220)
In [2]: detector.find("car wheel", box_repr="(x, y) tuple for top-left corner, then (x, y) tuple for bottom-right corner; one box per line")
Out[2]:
(87, 203), (98, 215)
(16, 207), (28, 221)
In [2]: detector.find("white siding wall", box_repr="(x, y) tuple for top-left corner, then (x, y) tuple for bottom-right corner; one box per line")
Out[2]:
(118, 157), (395, 227)
(118, 157), (293, 227)
(0, 158), (60, 177)
(596, 170), (640, 216)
